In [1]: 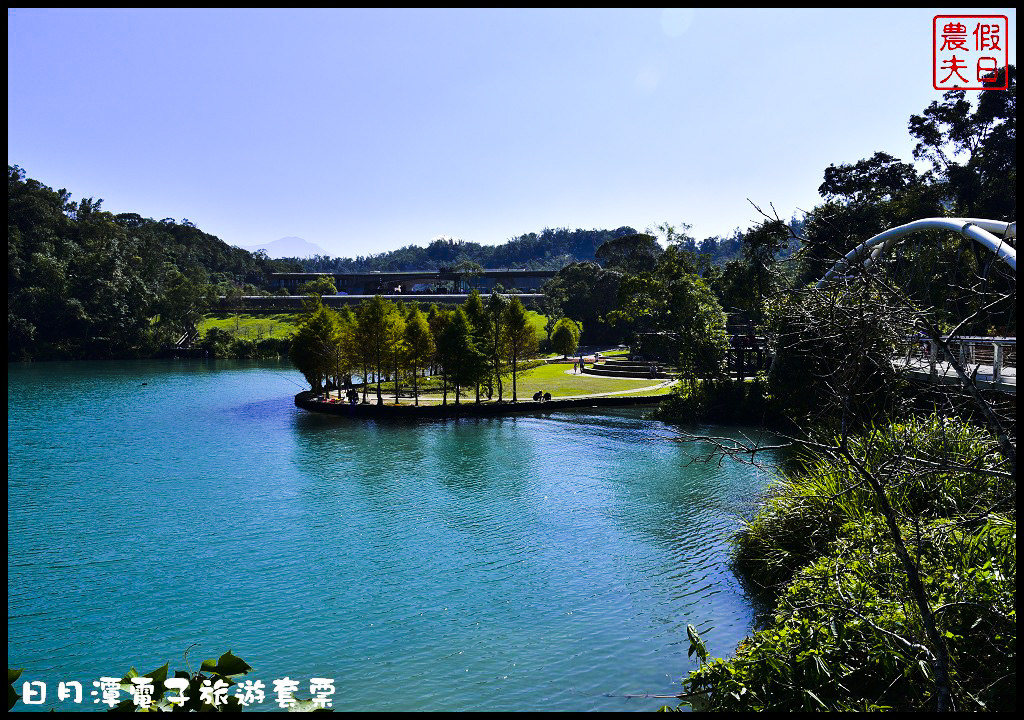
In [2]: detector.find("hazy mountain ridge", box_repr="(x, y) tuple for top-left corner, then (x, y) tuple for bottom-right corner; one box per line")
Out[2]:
(240, 236), (328, 258)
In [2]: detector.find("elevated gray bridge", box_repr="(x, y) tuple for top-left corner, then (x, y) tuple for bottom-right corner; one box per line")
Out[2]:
(220, 293), (544, 310)
(271, 269), (556, 295)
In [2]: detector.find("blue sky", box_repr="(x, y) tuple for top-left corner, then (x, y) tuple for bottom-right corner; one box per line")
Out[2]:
(7, 8), (1017, 257)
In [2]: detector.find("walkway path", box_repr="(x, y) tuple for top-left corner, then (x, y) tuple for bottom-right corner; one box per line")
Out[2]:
(898, 357), (1016, 392)
(554, 367), (677, 398)
(551, 371), (677, 399)
(338, 376), (677, 406)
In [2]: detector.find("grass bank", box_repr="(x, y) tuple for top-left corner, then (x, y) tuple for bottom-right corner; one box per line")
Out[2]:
(199, 312), (302, 340)
(200, 309), (548, 346)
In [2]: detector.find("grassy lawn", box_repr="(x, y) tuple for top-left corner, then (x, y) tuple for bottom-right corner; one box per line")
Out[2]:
(526, 310), (547, 345)
(398, 361), (670, 403)
(512, 363), (669, 397)
(606, 383), (676, 397)
(200, 312), (302, 339)
(202, 308), (547, 343)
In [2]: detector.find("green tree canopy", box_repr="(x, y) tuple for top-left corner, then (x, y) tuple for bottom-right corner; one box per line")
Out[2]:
(288, 298), (339, 393)
(437, 307), (485, 404)
(403, 306), (435, 405)
(297, 275), (338, 297)
(504, 296), (538, 402)
(541, 262), (624, 345)
(7, 165), (298, 360)
(357, 295), (404, 404)
(551, 317), (583, 357)
(612, 246), (728, 386)
(908, 65), (1016, 219)
(486, 292), (509, 401)
(595, 233), (663, 274)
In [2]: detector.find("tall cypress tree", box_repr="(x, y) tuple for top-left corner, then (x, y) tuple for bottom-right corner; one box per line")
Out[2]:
(403, 306), (434, 406)
(504, 296), (536, 402)
(463, 290), (490, 402)
(439, 307), (485, 404)
(487, 292), (508, 401)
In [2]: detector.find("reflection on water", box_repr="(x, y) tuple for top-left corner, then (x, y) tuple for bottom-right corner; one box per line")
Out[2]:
(8, 360), (781, 712)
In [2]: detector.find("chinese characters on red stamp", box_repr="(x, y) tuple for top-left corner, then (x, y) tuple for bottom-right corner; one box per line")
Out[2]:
(933, 15), (1009, 90)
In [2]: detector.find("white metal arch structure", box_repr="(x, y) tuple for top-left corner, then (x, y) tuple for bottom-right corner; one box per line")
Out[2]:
(817, 217), (1017, 288)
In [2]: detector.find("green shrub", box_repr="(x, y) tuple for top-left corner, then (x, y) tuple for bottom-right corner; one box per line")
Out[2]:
(733, 415), (1006, 592)
(655, 376), (783, 426)
(255, 337), (290, 357)
(672, 414), (1015, 712)
(229, 337), (256, 358)
(199, 327), (233, 357)
(684, 515), (1015, 711)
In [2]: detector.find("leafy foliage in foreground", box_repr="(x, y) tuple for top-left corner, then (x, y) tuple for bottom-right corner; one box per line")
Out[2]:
(668, 416), (1016, 711)
(734, 416), (1011, 590)
(680, 516), (1014, 711)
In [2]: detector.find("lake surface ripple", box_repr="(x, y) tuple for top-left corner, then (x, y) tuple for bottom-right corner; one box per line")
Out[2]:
(8, 360), (780, 711)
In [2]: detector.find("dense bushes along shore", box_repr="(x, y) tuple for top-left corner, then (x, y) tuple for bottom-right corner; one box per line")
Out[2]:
(195, 328), (292, 359)
(654, 376), (789, 429)
(663, 414), (1015, 712)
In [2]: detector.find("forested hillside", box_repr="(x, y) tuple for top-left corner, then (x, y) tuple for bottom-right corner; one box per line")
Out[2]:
(8, 165), (300, 360)
(288, 222), (803, 274)
(292, 226), (640, 272)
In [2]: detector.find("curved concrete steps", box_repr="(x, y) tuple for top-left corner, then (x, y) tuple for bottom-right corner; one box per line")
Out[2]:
(582, 358), (672, 379)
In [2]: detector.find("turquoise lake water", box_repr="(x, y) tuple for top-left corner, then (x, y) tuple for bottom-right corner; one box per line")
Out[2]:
(8, 359), (780, 712)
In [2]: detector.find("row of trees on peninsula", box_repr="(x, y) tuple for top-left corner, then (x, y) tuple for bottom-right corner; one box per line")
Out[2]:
(289, 290), (539, 405)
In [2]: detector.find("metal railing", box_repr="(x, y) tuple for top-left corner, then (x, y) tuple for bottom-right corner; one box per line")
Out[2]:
(899, 336), (1016, 389)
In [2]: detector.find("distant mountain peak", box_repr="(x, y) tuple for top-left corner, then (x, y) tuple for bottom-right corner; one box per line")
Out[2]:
(239, 236), (329, 259)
